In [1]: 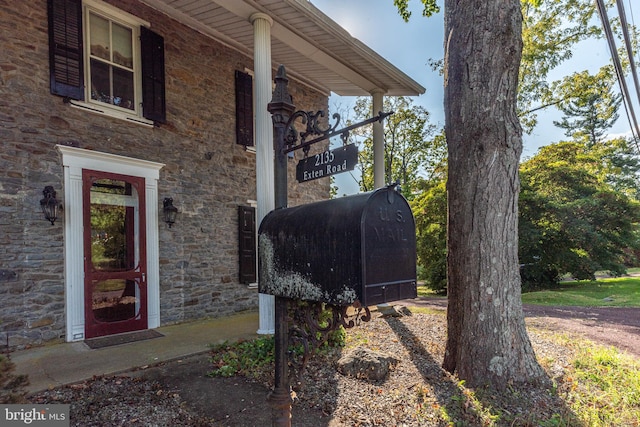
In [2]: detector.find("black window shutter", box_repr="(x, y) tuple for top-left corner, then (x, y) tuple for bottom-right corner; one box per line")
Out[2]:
(141, 27), (166, 124)
(48, 0), (84, 100)
(238, 206), (257, 284)
(235, 71), (254, 147)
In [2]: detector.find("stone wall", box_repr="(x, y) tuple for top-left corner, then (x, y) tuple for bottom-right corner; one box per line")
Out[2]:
(0, 0), (329, 348)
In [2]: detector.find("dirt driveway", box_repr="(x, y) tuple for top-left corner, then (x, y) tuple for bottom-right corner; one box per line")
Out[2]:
(524, 305), (640, 358)
(407, 298), (640, 358)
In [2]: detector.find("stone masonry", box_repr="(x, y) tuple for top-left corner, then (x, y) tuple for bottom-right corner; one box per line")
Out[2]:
(0, 0), (330, 348)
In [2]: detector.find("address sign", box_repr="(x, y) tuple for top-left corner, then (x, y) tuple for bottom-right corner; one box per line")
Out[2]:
(296, 143), (358, 183)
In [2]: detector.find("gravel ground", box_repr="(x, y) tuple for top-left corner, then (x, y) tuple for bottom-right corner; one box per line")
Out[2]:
(26, 306), (614, 426)
(29, 376), (212, 426)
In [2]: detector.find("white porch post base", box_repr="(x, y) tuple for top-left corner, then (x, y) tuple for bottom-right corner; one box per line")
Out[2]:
(257, 293), (275, 334)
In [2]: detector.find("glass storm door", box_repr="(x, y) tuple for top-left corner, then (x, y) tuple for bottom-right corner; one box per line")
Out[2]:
(83, 170), (147, 338)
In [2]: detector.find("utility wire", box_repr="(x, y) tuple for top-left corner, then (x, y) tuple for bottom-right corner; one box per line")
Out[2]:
(595, 0), (640, 147)
(616, 0), (640, 140)
(627, 0), (636, 28)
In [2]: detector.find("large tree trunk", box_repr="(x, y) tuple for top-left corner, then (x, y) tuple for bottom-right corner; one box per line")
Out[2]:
(442, 0), (546, 388)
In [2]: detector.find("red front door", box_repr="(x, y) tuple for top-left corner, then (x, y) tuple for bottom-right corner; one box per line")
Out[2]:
(83, 170), (147, 338)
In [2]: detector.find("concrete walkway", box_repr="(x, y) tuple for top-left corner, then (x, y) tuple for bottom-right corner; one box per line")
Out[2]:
(10, 311), (260, 393)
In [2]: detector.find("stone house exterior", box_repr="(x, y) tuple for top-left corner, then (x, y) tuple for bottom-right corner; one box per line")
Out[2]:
(0, 0), (423, 349)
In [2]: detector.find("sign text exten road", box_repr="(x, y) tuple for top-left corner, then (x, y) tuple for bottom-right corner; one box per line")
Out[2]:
(296, 143), (358, 183)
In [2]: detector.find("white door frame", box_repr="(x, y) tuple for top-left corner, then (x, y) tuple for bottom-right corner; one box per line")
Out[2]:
(57, 145), (164, 341)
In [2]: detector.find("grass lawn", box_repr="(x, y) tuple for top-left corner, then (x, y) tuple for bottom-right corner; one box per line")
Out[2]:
(521, 276), (640, 307)
(417, 285), (443, 298)
(418, 275), (640, 308)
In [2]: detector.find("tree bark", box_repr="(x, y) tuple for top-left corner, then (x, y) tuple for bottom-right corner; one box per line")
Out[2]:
(442, 0), (547, 387)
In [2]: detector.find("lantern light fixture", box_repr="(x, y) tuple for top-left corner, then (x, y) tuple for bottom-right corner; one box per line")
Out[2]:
(40, 186), (59, 225)
(163, 197), (178, 228)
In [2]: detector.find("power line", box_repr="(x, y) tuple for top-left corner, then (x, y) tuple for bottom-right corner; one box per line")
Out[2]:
(626, 0), (636, 28)
(617, 0), (640, 138)
(595, 0), (640, 147)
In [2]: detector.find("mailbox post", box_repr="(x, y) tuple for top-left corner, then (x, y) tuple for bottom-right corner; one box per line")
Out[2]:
(264, 65), (414, 427)
(266, 66), (296, 427)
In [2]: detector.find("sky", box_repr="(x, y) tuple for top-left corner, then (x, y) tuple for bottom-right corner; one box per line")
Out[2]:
(310, 0), (640, 194)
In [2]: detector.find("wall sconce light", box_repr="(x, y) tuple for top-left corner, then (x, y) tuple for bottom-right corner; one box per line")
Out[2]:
(163, 197), (178, 228)
(40, 186), (59, 225)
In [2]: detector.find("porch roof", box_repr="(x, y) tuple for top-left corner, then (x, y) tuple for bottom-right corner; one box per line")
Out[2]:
(140, 0), (425, 97)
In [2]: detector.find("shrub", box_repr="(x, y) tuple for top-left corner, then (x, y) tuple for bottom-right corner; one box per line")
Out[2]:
(208, 304), (347, 379)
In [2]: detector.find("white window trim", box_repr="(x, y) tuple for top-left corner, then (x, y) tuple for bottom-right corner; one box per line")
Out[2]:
(57, 145), (164, 341)
(84, 0), (150, 27)
(71, 0), (153, 126)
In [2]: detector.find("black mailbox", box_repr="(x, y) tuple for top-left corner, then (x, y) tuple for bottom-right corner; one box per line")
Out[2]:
(258, 185), (417, 306)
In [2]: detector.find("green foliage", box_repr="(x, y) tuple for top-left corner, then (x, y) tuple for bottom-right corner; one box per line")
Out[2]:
(551, 68), (621, 146)
(310, 302), (347, 349)
(411, 180), (447, 293)
(348, 96), (447, 292)
(393, 0), (624, 139)
(348, 96), (444, 199)
(208, 337), (275, 378)
(393, 0), (440, 22)
(208, 309), (346, 379)
(519, 142), (640, 289)
(406, 135), (636, 297)
(0, 354), (28, 404)
(287, 301), (347, 350)
(594, 137), (640, 199)
(325, 325), (346, 349)
(519, 0), (602, 131)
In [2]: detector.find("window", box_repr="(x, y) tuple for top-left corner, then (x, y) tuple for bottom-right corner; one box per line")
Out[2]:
(48, 0), (166, 124)
(87, 10), (135, 112)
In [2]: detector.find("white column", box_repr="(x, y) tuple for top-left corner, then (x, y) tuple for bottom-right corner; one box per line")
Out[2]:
(371, 90), (390, 310)
(251, 12), (275, 334)
(372, 89), (385, 189)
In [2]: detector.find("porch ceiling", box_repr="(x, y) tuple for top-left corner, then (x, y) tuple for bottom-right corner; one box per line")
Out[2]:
(139, 0), (425, 97)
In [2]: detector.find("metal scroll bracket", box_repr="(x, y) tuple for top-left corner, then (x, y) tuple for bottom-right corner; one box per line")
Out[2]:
(283, 108), (393, 157)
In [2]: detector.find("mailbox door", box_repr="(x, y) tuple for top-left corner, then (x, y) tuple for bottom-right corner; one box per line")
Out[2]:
(361, 188), (417, 305)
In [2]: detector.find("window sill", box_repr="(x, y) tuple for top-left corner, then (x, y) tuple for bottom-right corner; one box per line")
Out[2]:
(68, 100), (155, 128)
